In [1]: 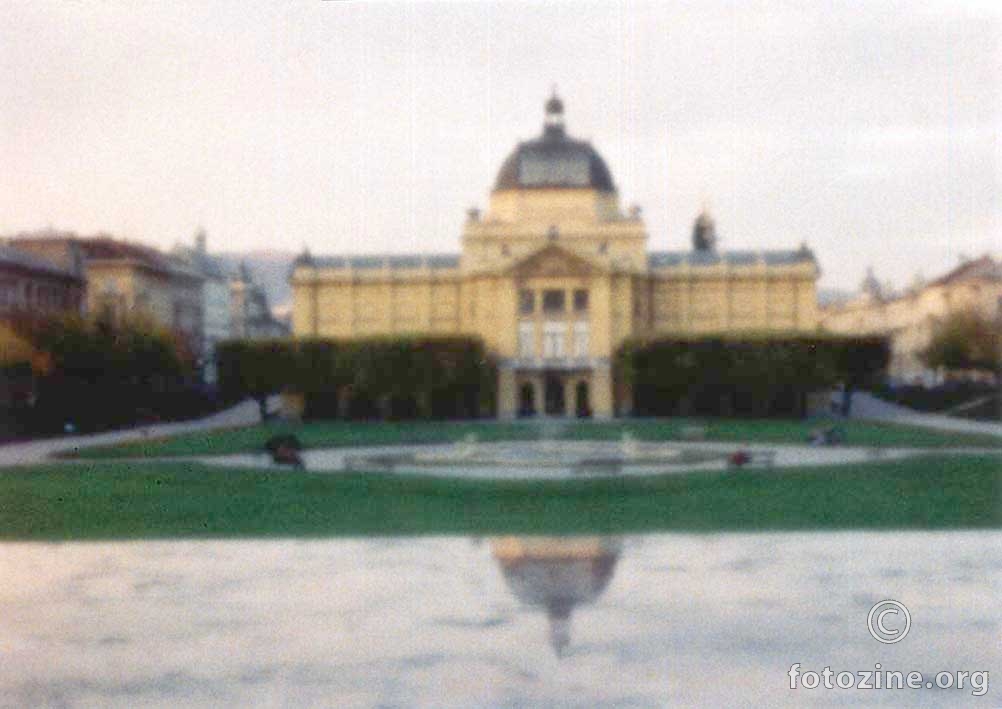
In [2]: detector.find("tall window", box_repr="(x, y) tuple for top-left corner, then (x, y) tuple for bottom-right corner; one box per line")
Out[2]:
(542, 289), (565, 313)
(573, 321), (589, 358)
(543, 322), (567, 358)
(518, 321), (536, 358)
(519, 289), (535, 314)
(573, 289), (589, 312)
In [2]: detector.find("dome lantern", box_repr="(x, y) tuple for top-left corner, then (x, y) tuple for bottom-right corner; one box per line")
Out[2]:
(544, 87), (565, 138)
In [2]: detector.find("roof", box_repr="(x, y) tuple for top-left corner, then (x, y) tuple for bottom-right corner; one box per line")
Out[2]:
(79, 237), (203, 281)
(494, 97), (615, 193)
(648, 248), (817, 268)
(0, 243), (85, 281)
(303, 254), (461, 271)
(173, 245), (230, 280)
(928, 255), (1001, 287)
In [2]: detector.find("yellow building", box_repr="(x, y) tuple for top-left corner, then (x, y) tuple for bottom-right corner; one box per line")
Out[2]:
(291, 94), (819, 417)
(821, 256), (1002, 384)
(10, 233), (205, 352)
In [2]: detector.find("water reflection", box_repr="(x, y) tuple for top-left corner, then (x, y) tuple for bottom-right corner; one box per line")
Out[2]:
(491, 536), (621, 656)
(1, 532), (998, 707)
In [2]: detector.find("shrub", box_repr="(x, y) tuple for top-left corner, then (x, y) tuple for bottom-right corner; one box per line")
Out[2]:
(216, 336), (496, 421)
(617, 334), (889, 418)
(3, 312), (198, 435)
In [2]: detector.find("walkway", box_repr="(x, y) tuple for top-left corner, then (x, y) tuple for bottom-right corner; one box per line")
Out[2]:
(2, 391), (998, 468)
(841, 391), (1002, 438)
(0, 397), (275, 466)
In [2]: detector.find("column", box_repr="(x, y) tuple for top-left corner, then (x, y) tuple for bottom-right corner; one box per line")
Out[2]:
(592, 366), (615, 419)
(498, 367), (517, 420)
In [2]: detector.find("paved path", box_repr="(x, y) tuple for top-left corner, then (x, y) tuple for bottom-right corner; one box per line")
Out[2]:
(197, 441), (924, 480)
(2, 391), (998, 468)
(0, 397), (275, 466)
(841, 391), (1002, 438)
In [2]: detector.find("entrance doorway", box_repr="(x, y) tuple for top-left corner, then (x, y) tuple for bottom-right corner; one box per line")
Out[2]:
(575, 380), (591, 418)
(544, 374), (566, 416)
(518, 382), (536, 417)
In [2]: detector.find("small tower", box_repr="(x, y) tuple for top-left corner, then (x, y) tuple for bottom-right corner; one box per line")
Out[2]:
(194, 228), (207, 254)
(860, 266), (882, 301)
(543, 87), (565, 139)
(692, 210), (717, 252)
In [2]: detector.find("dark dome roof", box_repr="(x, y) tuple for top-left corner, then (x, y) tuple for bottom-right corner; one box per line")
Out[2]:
(494, 96), (616, 193)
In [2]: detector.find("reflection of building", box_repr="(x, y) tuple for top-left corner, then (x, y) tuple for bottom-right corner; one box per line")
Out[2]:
(173, 229), (233, 382)
(491, 536), (621, 656)
(291, 93), (819, 417)
(821, 255), (1002, 383)
(0, 242), (86, 320)
(230, 262), (289, 339)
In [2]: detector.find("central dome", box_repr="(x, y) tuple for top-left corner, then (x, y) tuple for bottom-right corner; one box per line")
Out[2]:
(494, 92), (616, 193)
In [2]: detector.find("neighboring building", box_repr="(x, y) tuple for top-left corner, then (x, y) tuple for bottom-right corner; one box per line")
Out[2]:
(0, 241), (86, 320)
(173, 229), (233, 383)
(821, 255), (1002, 384)
(290, 94), (819, 417)
(8, 232), (205, 353)
(230, 262), (289, 339)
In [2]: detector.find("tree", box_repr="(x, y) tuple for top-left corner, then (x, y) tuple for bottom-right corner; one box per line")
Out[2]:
(921, 312), (1001, 375)
(217, 340), (296, 421)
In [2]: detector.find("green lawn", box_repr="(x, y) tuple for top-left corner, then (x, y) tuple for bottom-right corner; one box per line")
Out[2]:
(1, 455), (998, 540)
(66, 417), (1002, 460)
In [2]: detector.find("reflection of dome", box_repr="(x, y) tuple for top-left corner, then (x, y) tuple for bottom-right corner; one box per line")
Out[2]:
(492, 536), (621, 656)
(494, 93), (616, 193)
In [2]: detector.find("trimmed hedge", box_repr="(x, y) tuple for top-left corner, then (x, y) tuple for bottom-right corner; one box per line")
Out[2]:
(217, 336), (497, 421)
(616, 334), (889, 418)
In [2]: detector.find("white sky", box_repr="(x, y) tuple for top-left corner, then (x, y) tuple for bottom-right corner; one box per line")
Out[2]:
(1, 0), (998, 290)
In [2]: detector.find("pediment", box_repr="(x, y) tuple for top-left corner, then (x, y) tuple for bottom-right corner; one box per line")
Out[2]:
(506, 244), (606, 278)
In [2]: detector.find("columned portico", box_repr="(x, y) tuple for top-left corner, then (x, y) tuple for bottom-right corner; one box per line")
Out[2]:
(500, 356), (612, 419)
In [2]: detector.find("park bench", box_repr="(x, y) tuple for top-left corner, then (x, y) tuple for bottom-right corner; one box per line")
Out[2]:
(265, 434), (305, 469)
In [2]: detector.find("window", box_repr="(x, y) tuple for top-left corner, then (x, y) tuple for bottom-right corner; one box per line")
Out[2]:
(518, 321), (536, 358)
(573, 289), (589, 312)
(0, 279), (16, 309)
(542, 289), (565, 313)
(519, 289), (535, 314)
(573, 321), (589, 358)
(543, 321), (566, 358)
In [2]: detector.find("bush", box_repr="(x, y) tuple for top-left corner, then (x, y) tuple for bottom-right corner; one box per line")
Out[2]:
(617, 334), (889, 418)
(216, 336), (496, 421)
(921, 311), (1001, 375)
(2, 312), (202, 436)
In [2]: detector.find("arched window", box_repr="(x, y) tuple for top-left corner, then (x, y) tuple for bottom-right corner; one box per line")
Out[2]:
(519, 382), (536, 417)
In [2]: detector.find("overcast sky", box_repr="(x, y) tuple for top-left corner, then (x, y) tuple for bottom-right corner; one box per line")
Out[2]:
(1, 1), (998, 290)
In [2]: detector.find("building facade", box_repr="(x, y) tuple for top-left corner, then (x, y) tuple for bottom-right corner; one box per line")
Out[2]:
(822, 256), (1002, 384)
(9, 232), (205, 353)
(229, 263), (289, 340)
(0, 242), (86, 321)
(291, 95), (819, 417)
(173, 229), (233, 383)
